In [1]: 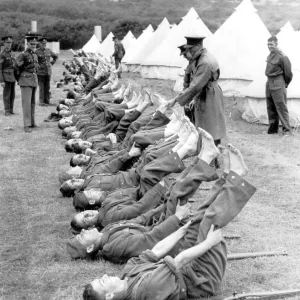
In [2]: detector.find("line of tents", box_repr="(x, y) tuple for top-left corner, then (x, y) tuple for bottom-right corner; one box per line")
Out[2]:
(82, 0), (300, 126)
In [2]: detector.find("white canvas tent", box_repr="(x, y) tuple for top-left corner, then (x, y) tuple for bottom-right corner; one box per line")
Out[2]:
(82, 34), (102, 53)
(97, 32), (114, 59)
(126, 18), (171, 72)
(141, 7), (212, 80)
(277, 22), (300, 72)
(122, 24), (154, 71)
(174, 0), (271, 95)
(122, 30), (136, 50)
(236, 72), (300, 127)
(46, 41), (60, 54)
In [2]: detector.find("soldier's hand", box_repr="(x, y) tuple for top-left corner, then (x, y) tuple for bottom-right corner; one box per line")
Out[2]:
(175, 202), (191, 221)
(189, 99), (194, 110)
(128, 142), (141, 157)
(1, 83), (5, 88)
(206, 225), (223, 247)
(107, 133), (117, 144)
(180, 220), (192, 234)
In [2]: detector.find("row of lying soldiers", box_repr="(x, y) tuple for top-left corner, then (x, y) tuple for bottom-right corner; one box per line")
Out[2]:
(56, 54), (258, 300)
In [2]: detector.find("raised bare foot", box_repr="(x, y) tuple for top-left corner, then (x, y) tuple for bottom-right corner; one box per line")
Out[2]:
(197, 128), (219, 164)
(228, 143), (248, 177)
(143, 90), (154, 106)
(177, 127), (199, 158)
(218, 145), (230, 173)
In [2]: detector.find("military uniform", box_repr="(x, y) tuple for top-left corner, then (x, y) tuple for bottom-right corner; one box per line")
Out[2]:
(81, 151), (185, 199)
(121, 161), (256, 300)
(36, 39), (58, 105)
(112, 38), (125, 78)
(16, 39), (39, 130)
(265, 49), (293, 134)
(176, 47), (226, 141)
(0, 36), (16, 115)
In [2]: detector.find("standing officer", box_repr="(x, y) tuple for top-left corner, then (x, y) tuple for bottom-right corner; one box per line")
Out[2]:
(36, 37), (58, 106)
(167, 35), (227, 149)
(112, 37), (125, 78)
(265, 36), (293, 136)
(0, 35), (17, 116)
(16, 34), (39, 133)
(178, 44), (194, 123)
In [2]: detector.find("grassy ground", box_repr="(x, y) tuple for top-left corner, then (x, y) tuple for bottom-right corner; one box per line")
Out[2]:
(0, 51), (300, 300)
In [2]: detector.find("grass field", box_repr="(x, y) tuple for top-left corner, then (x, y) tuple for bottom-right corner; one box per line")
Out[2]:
(0, 51), (300, 300)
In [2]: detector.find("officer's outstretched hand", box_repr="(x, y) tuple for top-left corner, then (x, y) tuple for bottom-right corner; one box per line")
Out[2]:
(206, 224), (222, 247)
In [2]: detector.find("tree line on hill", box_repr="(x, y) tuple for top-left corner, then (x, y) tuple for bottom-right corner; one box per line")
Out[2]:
(0, 0), (299, 51)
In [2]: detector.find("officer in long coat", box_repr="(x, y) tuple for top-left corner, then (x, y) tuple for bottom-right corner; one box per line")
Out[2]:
(0, 35), (17, 116)
(112, 37), (125, 78)
(36, 37), (58, 106)
(16, 34), (39, 133)
(169, 35), (227, 145)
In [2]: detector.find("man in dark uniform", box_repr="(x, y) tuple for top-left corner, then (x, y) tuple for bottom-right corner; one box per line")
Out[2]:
(178, 44), (194, 123)
(168, 35), (227, 147)
(112, 37), (125, 78)
(16, 34), (39, 133)
(36, 37), (58, 106)
(0, 35), (17, 116)
(265, 36), (293, 136)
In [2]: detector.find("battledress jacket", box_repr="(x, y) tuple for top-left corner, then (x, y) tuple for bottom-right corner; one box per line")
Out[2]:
(0, 49), (16, 83)
(112, 41), (126, 59)
(35, 47), (58, 76)
(16, 49), (39, 87)
(265, 50), (293, 86)
(99, 214), (180, 262)
(176, 48), (227, 140)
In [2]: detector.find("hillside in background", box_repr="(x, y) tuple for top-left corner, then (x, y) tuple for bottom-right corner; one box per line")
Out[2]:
(0, 0), (299, 50)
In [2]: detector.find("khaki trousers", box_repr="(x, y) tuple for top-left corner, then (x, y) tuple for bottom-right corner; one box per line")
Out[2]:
(20, 86), (36, 127)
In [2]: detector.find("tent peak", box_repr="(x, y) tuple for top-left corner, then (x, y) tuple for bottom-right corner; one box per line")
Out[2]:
(235, 0), (257, 14)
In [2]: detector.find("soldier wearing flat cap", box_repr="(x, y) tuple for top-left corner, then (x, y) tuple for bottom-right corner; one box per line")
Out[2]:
(16, 33), (39, 133)
(168, 35), (227, 166)
(0, 35), (17, 116)
(112, 36), (125, 78)
(35, 37), (58, 106)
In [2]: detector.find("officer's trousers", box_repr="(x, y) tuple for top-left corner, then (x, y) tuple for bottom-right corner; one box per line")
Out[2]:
(38, 75), (51, 104)
(20, 86), (36, 127)
(266, 77), (291, 133)
(3, 82), (15, 113)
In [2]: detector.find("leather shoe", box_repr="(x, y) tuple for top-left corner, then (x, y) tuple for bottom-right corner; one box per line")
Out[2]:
(283, 131), (293, 137)
(46, 103), (56, 106)
(5, 112), (11, 116)
(29, 124), (39, 129)
(24, 126), (32, 133)
(10, 111), (19, 115)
